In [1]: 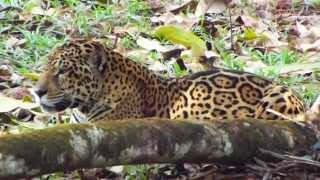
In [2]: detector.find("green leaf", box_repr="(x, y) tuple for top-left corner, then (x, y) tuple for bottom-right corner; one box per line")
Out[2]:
(21, 72), (40, 81)
(154, 25), (206, 58)
(243, 28), (257, 40)
(238, 27), (268, 43)
(0, 95), (38, 113)
(173, 63), (188, 77)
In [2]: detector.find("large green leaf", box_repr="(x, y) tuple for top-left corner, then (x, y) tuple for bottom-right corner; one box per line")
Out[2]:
(155, 25), (206, 58)
(21, 72), (40, 81)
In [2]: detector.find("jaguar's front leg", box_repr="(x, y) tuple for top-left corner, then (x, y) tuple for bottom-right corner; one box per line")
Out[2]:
(71, 105), (113, 123)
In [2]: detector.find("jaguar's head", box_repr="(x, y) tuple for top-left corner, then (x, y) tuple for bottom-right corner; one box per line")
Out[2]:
(34, 39), (108, 113)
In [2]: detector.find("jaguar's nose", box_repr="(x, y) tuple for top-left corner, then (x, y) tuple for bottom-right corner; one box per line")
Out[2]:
(34, 88), (47, 98)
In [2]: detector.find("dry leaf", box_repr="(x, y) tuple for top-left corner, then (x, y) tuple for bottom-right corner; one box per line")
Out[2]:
(166, 0), (197, 14)
(311, 96), (320, 114)
(0, 65), (12, 77)
(237, 15), (260, 27)
(136, 37), (170, 52)
(298, 39), (320, 52)
(147, 60), (170, 72)
(195, 0), (227, 17)
(151, 12), (198, 30)
(244, 60), (268, 73)
(296, 21), (311, 39)
(147, 0), (164, 12)
(5, 37), (26, 49)
(30, 7), (56, 16)
(0, 95), (38, 113)
(276, 0), (292, 9)
(2, 87), (32, 100)
(310, 26), (320, 38)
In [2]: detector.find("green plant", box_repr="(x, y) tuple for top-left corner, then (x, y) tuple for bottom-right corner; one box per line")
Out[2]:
(124, 164), (161, 180)
(250, 49), (301, 66)
(148, 51), (161, 61)
(127, 55), (141, 62)
(1, 0), (23, 7)
(21, 29), (60, 58)
(121, 35), (138, 49)
(125, 0), (152, 32)
(301, 87), (319, 107)
(254, 67), (280, 80)
(278, 76), (305, 86)
(310, 0), (320, 7)
(291, 0), (302, 10)
(213, 38), (246, 70)
(173, 62), (188, 77)
(192, 25), (212, 43)
(237, 28), (269, 44)
(74, 12), (91, 35)
(64, 0), (78, 7)
(2, 29), (61, 69)
(124, 165), (149, 180)
(24, 0), (39, 12)
(127, 0), (151, 16)
(93, 6), (114, 21)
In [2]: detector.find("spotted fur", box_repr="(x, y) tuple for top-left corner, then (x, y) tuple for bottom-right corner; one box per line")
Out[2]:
(34, 39), (306, 122)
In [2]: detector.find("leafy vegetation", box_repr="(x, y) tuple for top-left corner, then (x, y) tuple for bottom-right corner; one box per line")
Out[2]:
(0, 0), (320, 179)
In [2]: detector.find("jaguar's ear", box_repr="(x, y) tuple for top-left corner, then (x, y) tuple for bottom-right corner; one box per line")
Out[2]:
(90, 42), (107, 74)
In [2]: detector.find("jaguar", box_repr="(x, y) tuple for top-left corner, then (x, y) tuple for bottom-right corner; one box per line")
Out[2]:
(34, 38), (306, 122)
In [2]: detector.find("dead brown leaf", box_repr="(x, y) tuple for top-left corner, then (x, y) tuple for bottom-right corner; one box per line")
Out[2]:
(297, 39), (320, 52)
(166, 0), (197, 14)
(151, 12), (198, 30)
(136, 37), (171, 52)
(5, 37), (26, 49)
(195, 0), (227, 17)
(295, 21), (311, 38)
(276, 0), (292, 9)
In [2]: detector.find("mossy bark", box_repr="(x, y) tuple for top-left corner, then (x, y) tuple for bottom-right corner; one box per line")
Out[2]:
(0, 119), (317, 179)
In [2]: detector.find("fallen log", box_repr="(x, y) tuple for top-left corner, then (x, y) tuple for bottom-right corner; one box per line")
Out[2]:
(0, 118), (317, 179)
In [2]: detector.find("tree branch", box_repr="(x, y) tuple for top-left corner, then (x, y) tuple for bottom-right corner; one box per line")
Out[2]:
(0, 119), (317, 179)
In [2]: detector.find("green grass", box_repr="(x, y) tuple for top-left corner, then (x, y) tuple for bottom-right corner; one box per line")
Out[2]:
(124, 164), (160, 180)
(301, 87), (320, 107)
(127, 0), (152, 16)
(121, 34), (139, 49)
(210, 27), (247, 70)
(93, 6), (114, 21)
(250, 48), (302, 65)
(74, 12), (91, 35)
(213, 39), (246, 70)
(11, 29), (60, 67)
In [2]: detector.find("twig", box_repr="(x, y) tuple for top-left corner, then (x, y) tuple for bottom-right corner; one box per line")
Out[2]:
(260, 148), (320, 168)
(247, 148), (320, 179)
(228, 7), (234, 51)
(0, 6), (22, 13)
(113, 33), (119, 49)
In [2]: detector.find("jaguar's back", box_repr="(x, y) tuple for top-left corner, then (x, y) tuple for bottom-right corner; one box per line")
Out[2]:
(163, 69), (305, 121)
(35, 39), (306, 122)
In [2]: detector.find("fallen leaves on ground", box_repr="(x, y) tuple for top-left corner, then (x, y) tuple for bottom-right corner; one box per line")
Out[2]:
(1, 0), (320, 179)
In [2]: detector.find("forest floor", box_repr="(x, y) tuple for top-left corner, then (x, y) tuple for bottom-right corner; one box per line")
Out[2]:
(0, 0), (320, 179)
